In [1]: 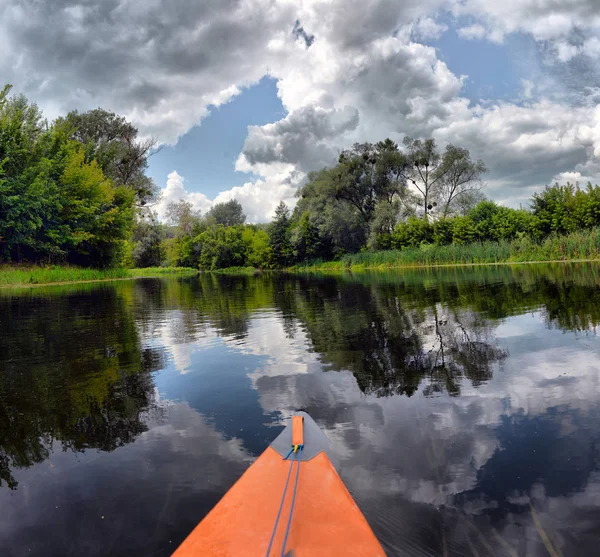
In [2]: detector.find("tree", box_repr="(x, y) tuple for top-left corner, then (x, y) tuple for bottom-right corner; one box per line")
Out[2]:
(242, 227), (272, 268)
(403, 136), (442, 219)
(63, 108), (159, 206)
(130, 213), (164, 268)
(57, 143), (135, 267)
(207, 199), (246, 226)
(403, 137), (486, 219)
(196, 225), (247, 270)
(165, 199), (202, 237)
(530, 183), (583, 236)
(437, 145), (486, 217)
(297, 139), (412, 255)
(269, 201), (293, 267)
(334, 140), (409, 226)
(291, 211), (321, 262)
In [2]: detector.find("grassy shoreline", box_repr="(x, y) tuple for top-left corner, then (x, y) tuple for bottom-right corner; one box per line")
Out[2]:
(292, 257), (600, 273)
(0, 266), (197, 288)
(290, 229), (600, 272)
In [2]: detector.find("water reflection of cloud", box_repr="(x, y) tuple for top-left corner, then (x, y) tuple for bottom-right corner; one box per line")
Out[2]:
(139, 309), (223, 374)
(133, 298), (600, 556)
(224, 306), (600, 556)
(0, 402), (252, 557)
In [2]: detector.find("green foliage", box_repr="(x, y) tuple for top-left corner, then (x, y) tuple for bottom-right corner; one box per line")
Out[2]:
(391, 217), (434, 248)
(207, 199), (246, 226)
(127, 267), (197, 277)
(130, 213), (164, 268)
(451, 216), (478, 245)
(291, 211), (321, 261)
(58, 144), (135, 267)
(0, 266), (129, 286)
(294, 227), (600, 270)
(0, 86), (136, 268)
(268, 201), (293, 267)
(242, 227), (272, 268)
(62, 108), (158, 205)
(529, 182), (600, 237)
(433, 219), (454, 245)
(196, 225), (248, 270)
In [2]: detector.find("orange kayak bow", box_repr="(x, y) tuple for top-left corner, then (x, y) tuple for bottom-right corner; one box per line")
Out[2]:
(172, 412), (386, 556)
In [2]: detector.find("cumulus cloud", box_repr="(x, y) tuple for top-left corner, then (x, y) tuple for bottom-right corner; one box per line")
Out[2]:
(412, 17), (448, 40)
(155, 171), (213, 219)
(238, 105), (359, 172)
(155, 168), (300, 223)
(452, 0), (600, 58)
(5, 0), (600, 218)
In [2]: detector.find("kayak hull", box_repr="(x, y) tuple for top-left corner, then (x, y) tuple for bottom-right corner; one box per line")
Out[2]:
(172, 413), (385, 556)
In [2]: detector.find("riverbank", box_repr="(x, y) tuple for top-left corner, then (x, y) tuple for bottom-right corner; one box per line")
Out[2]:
(290, 229), (600, 272)
(0, 266), (197, 288)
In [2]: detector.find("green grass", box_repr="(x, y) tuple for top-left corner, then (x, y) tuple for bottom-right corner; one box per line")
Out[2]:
(128, 266), (197, 277)
(0, 266), (129, 286)
(292, 228), (600, 271)
(0, 265), (197, 287)
(210, 266), (261, 275)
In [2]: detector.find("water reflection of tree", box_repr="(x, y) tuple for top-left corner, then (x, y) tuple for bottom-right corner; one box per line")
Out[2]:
(299, 278), (507, 397)
(420, 306), (507, 396)
(0, 286), (161, 489)
(166, 265), (600, 399)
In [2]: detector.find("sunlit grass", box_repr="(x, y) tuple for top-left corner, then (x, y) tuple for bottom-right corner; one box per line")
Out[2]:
(0, 266), (129, 286)
(210, 266), (261, 275)
(128, 267), (197, 276)
(0, 265), (197, 287)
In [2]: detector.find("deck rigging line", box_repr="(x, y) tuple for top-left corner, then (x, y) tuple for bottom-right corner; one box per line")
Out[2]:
(264, 445), (303, 557)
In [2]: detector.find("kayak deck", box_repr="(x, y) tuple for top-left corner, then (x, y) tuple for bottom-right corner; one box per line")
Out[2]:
(172, 412), (385, 556)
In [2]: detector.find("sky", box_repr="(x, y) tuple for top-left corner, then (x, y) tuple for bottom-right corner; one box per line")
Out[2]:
(2, 0), (600, 222)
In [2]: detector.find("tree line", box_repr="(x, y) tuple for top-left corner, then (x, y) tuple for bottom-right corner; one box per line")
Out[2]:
(142, 138), (600, 271)
(4, 84), (600, 270)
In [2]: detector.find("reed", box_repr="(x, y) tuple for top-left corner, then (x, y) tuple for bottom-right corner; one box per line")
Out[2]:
(291, 228), (600, 271)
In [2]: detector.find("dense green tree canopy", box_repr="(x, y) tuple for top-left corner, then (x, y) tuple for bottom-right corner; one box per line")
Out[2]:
(207, 199), (246, 226)
(62, 108), (159, 206)
(0, 86), (134, 267)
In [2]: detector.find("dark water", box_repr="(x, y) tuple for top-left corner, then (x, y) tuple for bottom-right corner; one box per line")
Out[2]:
(1, 264), (600, 557)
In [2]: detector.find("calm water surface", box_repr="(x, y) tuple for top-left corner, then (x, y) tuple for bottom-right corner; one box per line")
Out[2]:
(1, 264), (600, 556)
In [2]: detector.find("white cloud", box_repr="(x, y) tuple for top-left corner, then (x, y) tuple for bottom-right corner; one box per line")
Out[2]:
(155, 170), (213, 219)
(154, 167), (300, 223)
(457, 23), (487, 40)
(452, 0), (600, 57)
(5, 0), (600, 216)
(412, 17), (448, 40)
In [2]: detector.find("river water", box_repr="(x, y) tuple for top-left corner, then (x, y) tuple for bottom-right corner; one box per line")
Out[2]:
(1, 264), (599, 556)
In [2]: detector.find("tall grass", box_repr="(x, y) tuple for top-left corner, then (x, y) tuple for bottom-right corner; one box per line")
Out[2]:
(0, 266), (129, 286)
(210, 266), (262, 275)
(128, 267), (197, 277)
(292, 228), (600, 271)
(0, 265), (197, 287)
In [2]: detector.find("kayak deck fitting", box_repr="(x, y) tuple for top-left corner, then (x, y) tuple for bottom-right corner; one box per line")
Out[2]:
(172, 411), (385, 556)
